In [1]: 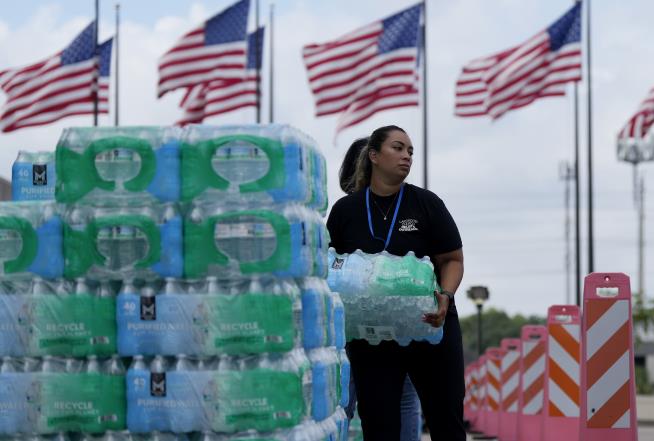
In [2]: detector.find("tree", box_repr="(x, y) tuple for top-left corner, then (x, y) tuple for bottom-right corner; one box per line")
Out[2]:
(459, 308), (545, 365)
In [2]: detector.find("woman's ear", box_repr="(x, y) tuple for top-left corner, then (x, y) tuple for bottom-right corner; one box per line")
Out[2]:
(368, 148), (378, 164)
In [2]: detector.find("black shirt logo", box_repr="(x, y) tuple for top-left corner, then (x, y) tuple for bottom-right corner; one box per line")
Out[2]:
(32, 164), (47, 185)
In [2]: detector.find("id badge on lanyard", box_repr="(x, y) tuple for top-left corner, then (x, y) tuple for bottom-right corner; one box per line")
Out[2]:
(365, 184), (404, 251)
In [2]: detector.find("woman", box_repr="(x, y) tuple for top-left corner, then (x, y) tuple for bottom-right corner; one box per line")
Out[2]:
(327, 125), (465, 441)
(339, 136), (424, 441)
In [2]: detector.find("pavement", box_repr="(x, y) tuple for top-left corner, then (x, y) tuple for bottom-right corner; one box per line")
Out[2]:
(419, 395), (654, 441)
(420, 426), (654, 441)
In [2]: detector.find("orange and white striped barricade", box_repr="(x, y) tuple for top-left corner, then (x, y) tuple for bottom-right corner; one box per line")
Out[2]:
(517, 325), (547, 441)
(477, 354), (489, 434)
(580, 273), (638, 441)
(498, 338), (521, 441)
(469, 360), (481, 429)
(470, 359), (484, 433)
(484, 347), (505, 438)
(464, 364), (473, 422)
(543, 305), (581, 441)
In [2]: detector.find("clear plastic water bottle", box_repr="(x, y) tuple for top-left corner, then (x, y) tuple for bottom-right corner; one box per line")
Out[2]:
(151, 355), (167, 375)
(105, 356), (125, 376)
(130, 355), (147, 371)
(65, 357), (83, 374)
(338, 350), (350, 409)
(23, 357), (41, 373)
(12, 150), (56, 201)
(1, 356), (17, 373)
(175, 354), (193, 372)
(42, 355), (64, 373)
(73, 278), (89, 296)
(331, 294), (345, 350)
(299, 278), (328, 350)
(86, 355), (101, 374)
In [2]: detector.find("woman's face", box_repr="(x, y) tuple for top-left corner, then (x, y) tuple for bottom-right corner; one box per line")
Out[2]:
(370, 130), (413, 181)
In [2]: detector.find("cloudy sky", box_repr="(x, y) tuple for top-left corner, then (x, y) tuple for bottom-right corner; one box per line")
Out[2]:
(0, 0), (651, 318)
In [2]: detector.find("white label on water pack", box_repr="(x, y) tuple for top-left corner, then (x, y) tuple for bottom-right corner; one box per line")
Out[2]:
(357, 325), (396, 344)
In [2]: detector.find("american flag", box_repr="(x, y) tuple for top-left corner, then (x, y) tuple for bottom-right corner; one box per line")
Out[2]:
(618, 86), (654, 141)
(0, 23), (113, 133)
(455, 3), (582, 119)
(302, 4), (421, 134)
(177, 27), (264, 125)
(617, 86), (654, 163)
(157, 0), (250, 98)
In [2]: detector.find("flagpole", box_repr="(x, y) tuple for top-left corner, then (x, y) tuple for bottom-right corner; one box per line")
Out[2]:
(93, 0), (99, 126)
(255, 0), (261, 123)
(574, 82), (581, 306)
(268, 2), (274, 123)
(586, 0), (594, 272)
(421, 0), (428, 190)
(114, 2), (120, 126)
(573, 0), (582, 306)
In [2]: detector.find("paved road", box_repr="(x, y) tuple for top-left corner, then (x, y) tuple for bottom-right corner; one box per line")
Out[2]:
(418, 425), (654, 440)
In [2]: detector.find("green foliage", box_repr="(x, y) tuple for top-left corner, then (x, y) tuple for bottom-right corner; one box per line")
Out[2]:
(633, 291), (654, 340)
(459, 307), (545, 364)
(635, 364), (653, 395)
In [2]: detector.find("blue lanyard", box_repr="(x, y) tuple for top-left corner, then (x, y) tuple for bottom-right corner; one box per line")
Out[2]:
(365, 184), (404, 251)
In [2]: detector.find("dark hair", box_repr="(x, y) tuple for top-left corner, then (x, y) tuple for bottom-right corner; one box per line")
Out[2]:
(348, 125), (406, 192)
(339, 137), (368, 193)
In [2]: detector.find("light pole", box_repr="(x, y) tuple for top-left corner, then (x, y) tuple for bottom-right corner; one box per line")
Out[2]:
(467, 286), (490, 357)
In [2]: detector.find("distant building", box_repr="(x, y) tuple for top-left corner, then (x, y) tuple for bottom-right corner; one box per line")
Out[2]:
(0, 177), (10, 201)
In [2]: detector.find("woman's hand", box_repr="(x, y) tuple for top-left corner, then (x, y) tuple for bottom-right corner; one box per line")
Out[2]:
(422, 291), (449, 328)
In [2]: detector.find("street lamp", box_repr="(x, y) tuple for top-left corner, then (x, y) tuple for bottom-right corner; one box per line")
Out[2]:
(467, 286), (490, 356)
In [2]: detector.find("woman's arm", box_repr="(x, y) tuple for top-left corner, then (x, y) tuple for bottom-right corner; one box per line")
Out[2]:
(422, 247), (464, 328)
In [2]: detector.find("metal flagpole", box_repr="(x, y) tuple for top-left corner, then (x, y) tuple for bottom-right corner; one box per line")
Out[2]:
(93, 0), (99, 126)
(268, 2), (274, 123)
(114, 2), (120, 126)
(586, 0), (594, 272)
(255, 0), (261, 123)
(421, 0), (428, 190)
(639, 174), (645, 299)
(559, 161), (574, 305)
(574, 83), (581, 306)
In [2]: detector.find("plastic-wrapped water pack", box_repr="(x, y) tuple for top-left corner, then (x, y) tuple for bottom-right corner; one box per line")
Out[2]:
(0, 202), (63, 279)
(55, 126), (181, 205)
(63, 203), (183, 280)
(0, 355), (126, 434)
(117, 277), (303, 356)
(126, 350), (312, 433)
(184, 203), (327, 279)
(327, 248), (443, 345)
(0, 279), (117, 357)
(180, 124), (326, 209)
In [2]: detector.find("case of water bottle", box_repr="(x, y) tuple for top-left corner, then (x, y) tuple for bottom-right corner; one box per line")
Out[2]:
(62, 203), (183, 280)
(0, 201), (63, 279)
(0, 279), (118, 358)
(55, 126), (181, 205)
(184, 203), (327, 279)
(180, 125), (327, 212)
(117, 277), (303, 356)
(327, 248), (444, 345)
(0, 355), (126, 434)
(126, 350), (312, 433)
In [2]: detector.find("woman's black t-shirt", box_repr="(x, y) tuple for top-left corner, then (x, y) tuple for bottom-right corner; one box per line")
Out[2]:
(326, 183), (462, 259)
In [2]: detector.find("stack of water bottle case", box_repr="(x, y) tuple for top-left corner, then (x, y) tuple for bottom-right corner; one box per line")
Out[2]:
(0, 125), (350, 441)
